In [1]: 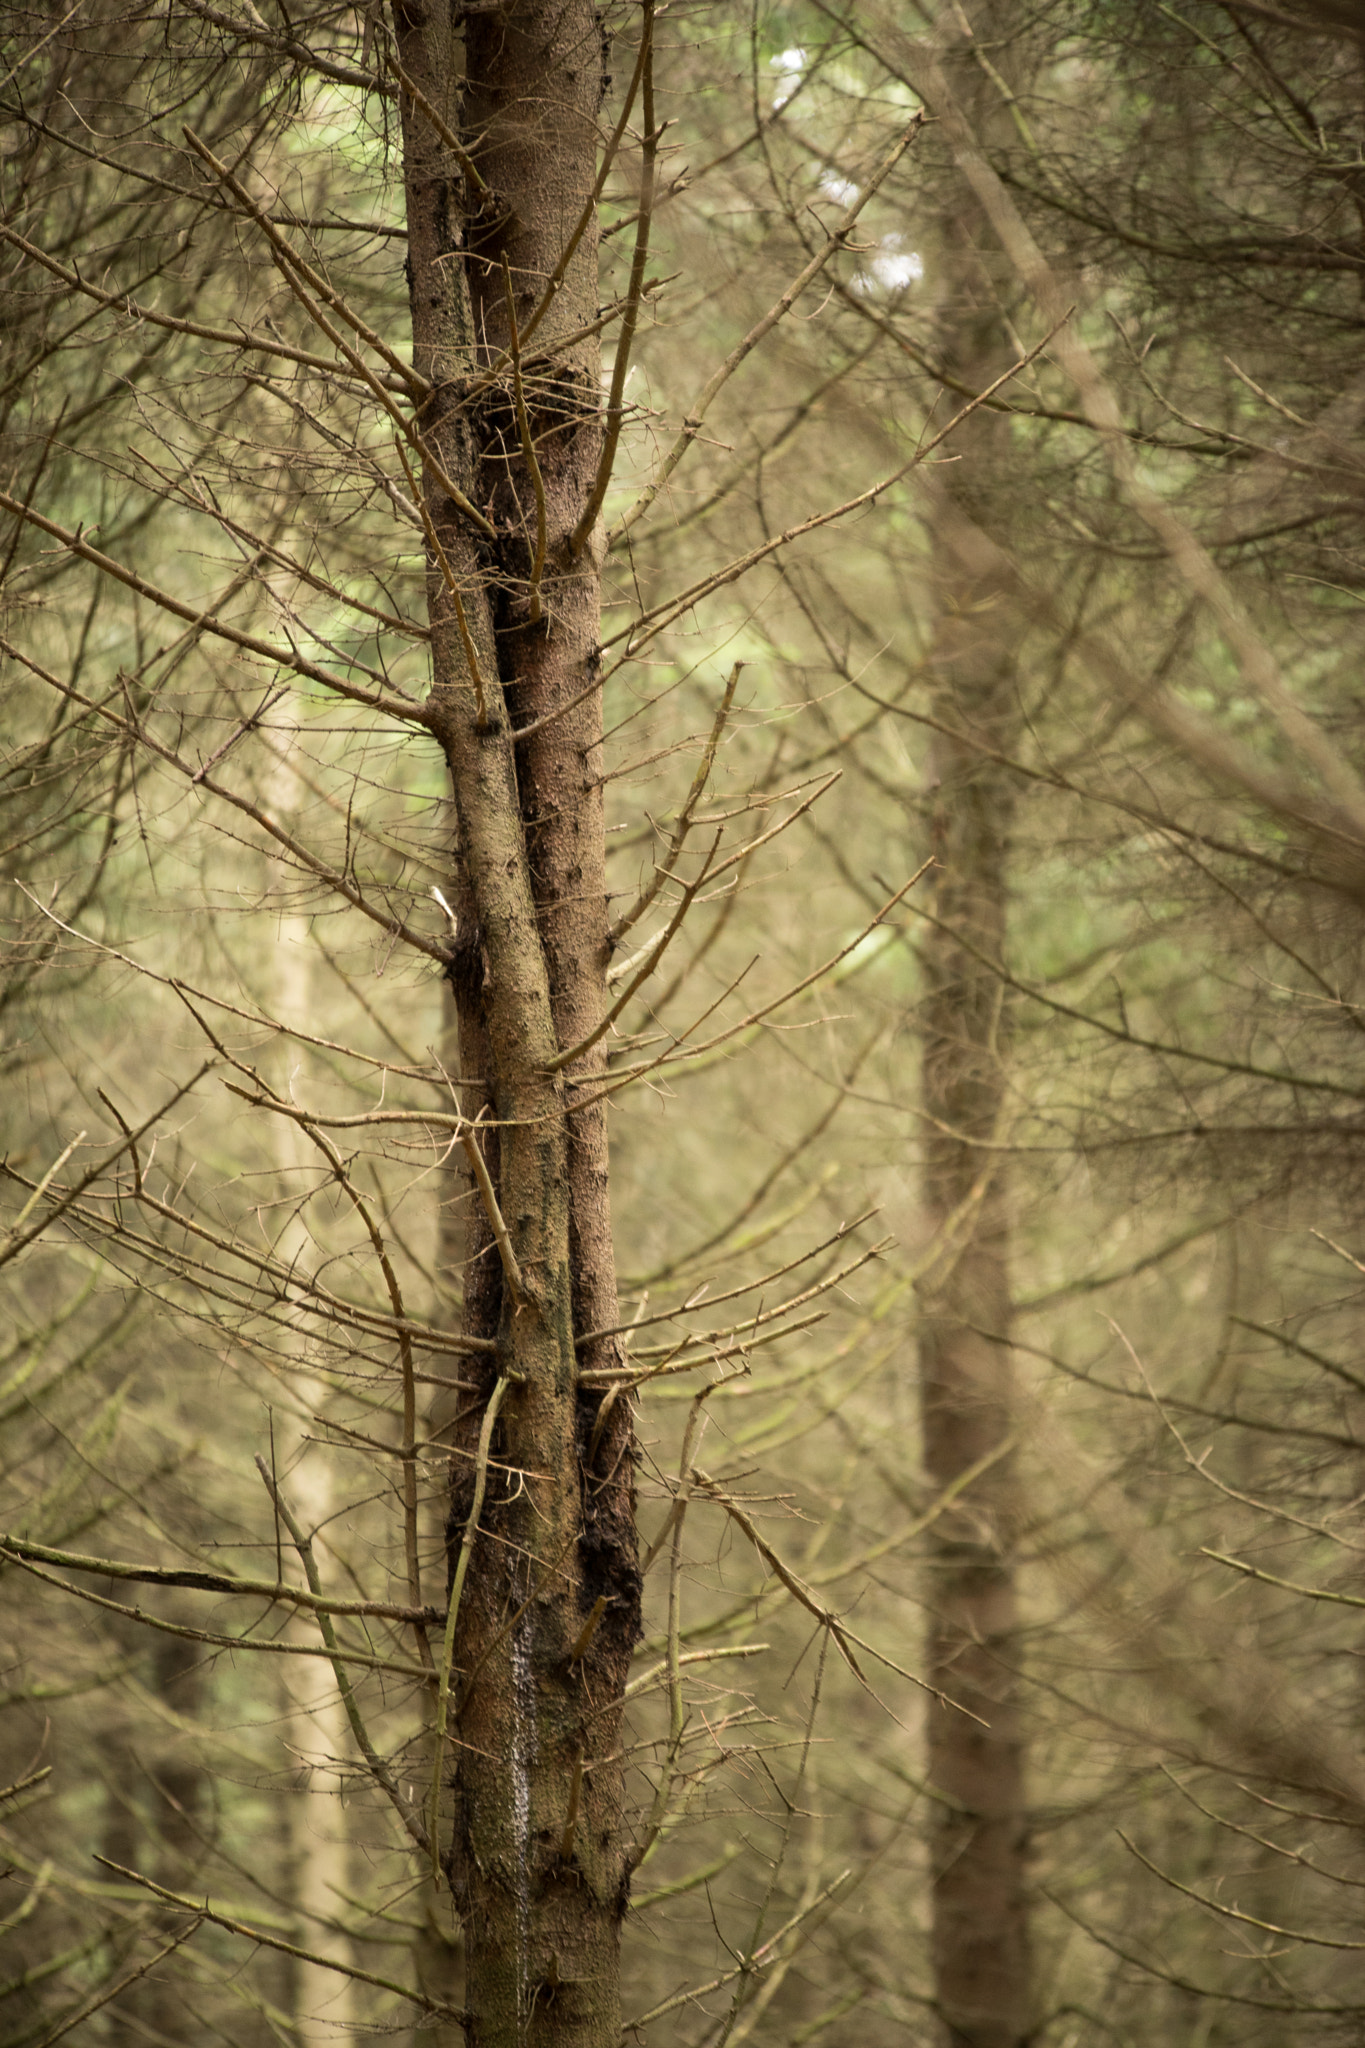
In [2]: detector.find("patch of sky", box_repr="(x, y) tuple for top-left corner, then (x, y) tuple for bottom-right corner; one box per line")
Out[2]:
(829, 926), (916, 993)
(770, 46), (805, 109)
(820, 173), (860, 210)
(852, 235), (923, 298)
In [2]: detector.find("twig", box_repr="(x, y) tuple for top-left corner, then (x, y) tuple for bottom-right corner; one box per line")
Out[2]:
(1, 1078), (496, 1363)
(181, 125), (422, 394)
(191, 685), (285, 784)
(0, 1062), (214, 1271)
(627, 1869), (854, 2031)
(501, 255), (548, 622)
(0, 1547), (433, 1681)
(428, 1373), (514, 1883)
(623, 1643), (767, 1701)
(1202, 1549), (1365, 1612)
(610, 665), (741, 944)
(1116, 1831), (1365, 1951)
(1, 1131), (86, 1244)
(690, 1471), (982, 1718)
(579, 1309), (828, 1391)
(253, 1458), (431, 1856)
(0, 1765), (51, 1805)
(285, 1110), (432, 1663)
(0, 1533), (435, 1625)
(6, 662), (446, 964)
(580, 1209), (877, 1346)
(174, 0), (394, 95)
(603, 322), (1067, 656)
(575, 864), (932, 1113)
(182, 128), (495, 540)
(610, 114), (924, 545)
(95, 1859), (466, 2011)
(460, 1122), (526, 1305)
(626, 1384), (717, 1875)
(393, 438), (490, 725)
(544, 829), (724, 1073)
(689, 1464), (865, 1674)
(0, 514), (424, 726)
(569, 0), (657, 559)
(0, 218), (410, 389)
(30, 1917), (203, 2048)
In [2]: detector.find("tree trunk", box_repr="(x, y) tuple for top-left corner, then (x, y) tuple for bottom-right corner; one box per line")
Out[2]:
(919, 648), (1030, 2048)
(267, 756), (356, 2048)
(392, 6), (639, 2044)
(916, 22), (1031, 2043)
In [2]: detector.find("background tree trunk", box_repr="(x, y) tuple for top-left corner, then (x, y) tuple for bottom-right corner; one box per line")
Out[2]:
(916, 22), (1031, 2043)
(918, 464), (1030, 2048)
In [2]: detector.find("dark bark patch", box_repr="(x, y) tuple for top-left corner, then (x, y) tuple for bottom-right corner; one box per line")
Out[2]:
(447, 914), (487, 1006)
(573, 1392), (642, 1657)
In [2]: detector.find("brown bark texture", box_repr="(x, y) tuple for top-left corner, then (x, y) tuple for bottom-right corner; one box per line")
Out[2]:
(392, 5), (639, 2043)
(919, 470), (1031, 2048)
(917, 26), (1032, 2045)
(919, 601), (1030, 2048)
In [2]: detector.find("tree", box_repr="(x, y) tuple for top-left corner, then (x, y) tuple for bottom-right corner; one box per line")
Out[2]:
(1, 6), (966, 2043)
(2, 0), (649, 2033)
(392, 6), (643, 2039)
(914, 113), (1032, 2048)
(688, 4), (1365, 2036)
(30, 6), (1365, 2040)
(819, 5), (1365, 2034)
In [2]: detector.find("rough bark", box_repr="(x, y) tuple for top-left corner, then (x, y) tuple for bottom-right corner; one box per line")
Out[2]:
(916, 23), (1032, 2045)
(392, 6), (639, 2044)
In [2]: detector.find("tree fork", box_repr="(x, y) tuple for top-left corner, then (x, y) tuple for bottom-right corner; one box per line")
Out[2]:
(393, 4), (640, 2044)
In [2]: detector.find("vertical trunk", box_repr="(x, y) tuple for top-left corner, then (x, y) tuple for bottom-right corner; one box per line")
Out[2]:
(413, 982), (470, 2048)
(282, 1445), (356, 2048)
(392, 6), (639, 2045)
(99, 1712), (142, 2048)
(268, 769), (356, 2048)
(918, 659), (1030, 2048)
(99, 1617), (210, 2046)
(916, 22), (1031, 2045)
(144, 1633), (209, 2043)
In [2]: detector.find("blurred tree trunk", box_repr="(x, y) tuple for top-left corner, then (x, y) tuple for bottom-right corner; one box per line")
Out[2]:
(916, 18), (1031, 2047)
(265, 749), (357, 2048)
(411, 983), (470, 2048)
(393, 4), (640, 2043)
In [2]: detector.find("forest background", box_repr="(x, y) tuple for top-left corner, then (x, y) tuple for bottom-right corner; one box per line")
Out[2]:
(4, 2), (1365, 2046)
